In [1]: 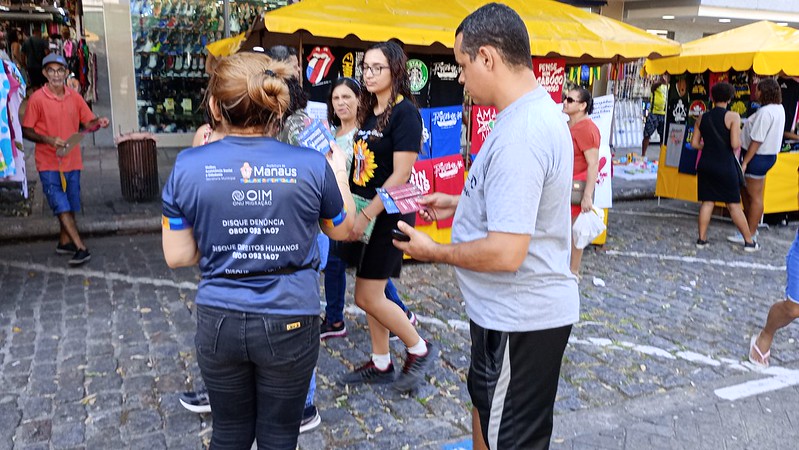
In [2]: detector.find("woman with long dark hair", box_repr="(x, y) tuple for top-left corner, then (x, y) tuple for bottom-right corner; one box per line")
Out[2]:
(729, 78), (786, 244)
(341, 41), (436, 392)
(162, 52), (354, 448)
(321, 76), (416, 340)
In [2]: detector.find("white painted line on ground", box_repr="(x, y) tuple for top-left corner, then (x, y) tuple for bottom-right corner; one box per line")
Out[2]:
(605, 250), (785, 271)
(0, 260), (198, 290)
(611, 210), (694, 219)
(715, 371), (799, 401)
(8, 258), (798, 400)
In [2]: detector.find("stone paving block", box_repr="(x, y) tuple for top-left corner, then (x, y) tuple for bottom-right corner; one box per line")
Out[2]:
(14, 419), (52, 445)
(53, 402), (86, 423)
(128, 432), (167, 449)
(85, 392), (122, 413)
(20, 396), (53, 420)
(50, 422), (84, 449)
(120, 408), (163, 436)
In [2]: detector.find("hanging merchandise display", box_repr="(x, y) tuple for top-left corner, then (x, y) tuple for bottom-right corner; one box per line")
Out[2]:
(129, 0), (290, 134)
(532, 57), (565, 103)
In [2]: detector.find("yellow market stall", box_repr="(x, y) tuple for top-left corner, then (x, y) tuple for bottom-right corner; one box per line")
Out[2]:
(238, 0), (680, 244)
(646, 21), (799, 214)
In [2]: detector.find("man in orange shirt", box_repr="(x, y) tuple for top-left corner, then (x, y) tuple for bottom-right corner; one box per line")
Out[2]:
(22, 53), (109, 265)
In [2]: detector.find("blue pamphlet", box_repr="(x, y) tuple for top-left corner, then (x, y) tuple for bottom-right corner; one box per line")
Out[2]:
(376, 188), (400, 214)
(298, 120), (335, 153)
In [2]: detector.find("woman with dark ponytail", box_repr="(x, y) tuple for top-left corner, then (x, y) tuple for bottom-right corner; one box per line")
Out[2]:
(161, 52), (354, 448)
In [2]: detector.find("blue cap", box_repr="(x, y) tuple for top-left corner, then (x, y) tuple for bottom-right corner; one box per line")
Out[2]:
(42, 53), (67, 68)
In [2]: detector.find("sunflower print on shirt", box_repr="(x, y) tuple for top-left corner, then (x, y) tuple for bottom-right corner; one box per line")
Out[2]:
(352, 139), (377, 186)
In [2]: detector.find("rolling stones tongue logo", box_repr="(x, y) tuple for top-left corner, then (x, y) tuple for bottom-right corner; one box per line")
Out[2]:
(306, 46), (335, 85)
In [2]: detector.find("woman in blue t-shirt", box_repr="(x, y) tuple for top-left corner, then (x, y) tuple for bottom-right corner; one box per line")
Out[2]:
(340, 42), (435, 392)
(161, 53), (354, 449)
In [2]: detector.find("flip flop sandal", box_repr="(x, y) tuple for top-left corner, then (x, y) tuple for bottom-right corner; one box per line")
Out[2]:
(749, 334), (770, 368)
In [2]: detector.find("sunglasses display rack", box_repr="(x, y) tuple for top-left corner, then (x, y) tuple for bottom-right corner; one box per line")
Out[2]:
(129, 0), (291, 133)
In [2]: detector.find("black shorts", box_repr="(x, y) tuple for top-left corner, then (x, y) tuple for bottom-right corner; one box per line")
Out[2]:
(335, 211), (415, 279)
(467, 321), (572, 450)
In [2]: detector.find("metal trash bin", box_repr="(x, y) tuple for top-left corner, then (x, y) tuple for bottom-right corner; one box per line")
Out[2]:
(117, 137), (159, 202)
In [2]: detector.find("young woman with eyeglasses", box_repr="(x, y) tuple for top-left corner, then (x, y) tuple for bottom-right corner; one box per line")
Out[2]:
(563, 87), (600, 277)
(321, 76), (417, 340)
(340, 41), (436, 392)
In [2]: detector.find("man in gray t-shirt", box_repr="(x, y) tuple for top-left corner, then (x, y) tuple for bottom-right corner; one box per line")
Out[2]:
(395, 4), (578, 449)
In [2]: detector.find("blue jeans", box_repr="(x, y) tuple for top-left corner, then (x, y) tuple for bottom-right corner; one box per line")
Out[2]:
(195, 305), (319, 450)
(324, 239), (407, 324)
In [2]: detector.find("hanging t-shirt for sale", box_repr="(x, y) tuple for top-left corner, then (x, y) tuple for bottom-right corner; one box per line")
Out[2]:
(430, 105), (462, 158)
(162, 136), (345, 315)
(303, 45), (344, 103)
(406, 56), (431, 108)
(428, 56), (463, 107)
(419, 107), (432, 160)
(351, 97), (422, 199)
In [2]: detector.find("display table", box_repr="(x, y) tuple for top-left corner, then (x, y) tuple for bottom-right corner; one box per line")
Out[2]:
(655, 146), (799, 214)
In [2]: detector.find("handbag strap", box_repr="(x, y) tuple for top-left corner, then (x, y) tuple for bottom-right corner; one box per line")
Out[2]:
(702, 110), (733, 153)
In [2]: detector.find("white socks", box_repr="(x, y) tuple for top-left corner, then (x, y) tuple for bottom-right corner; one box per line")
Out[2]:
(407, 339), (428, 356)
(371, 353), (391, 370)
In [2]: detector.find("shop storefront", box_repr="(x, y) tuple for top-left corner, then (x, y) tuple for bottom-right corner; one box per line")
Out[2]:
(646, 21), (799, 215)
(106, 0), (292, 148)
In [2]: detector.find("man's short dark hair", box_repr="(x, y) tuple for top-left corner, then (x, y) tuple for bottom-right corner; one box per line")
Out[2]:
(710, 82), (735, 103)
(455, 3), (532, 70)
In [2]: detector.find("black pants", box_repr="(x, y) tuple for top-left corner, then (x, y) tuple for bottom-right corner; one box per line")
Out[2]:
(468, 321), (572, 450)
(195, 305), (319, 450)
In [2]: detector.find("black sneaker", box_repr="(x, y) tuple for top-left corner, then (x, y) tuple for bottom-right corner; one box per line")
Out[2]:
(68, 248), (91, 266)
(744, 241), (761, 252)
(695, 239), (709, 249)
(389, 310), (418, 341)
(320, 319), (347, 340)
(299, 405), (321, 433)
(341, 361), (396, 385)
(393, 341), (437, 393)
(179, 388), (211, 413)
(56, 242), (77, 255)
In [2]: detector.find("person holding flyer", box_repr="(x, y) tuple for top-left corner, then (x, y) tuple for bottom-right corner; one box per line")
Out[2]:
(340, 41), (435, 392)
(321, 76), (417, 340)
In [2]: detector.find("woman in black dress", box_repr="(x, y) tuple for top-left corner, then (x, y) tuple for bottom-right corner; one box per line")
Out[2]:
(691, 82), (758, 251)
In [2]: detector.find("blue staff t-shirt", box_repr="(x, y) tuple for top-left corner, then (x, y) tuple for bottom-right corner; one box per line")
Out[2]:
(162, 136), (345, 315)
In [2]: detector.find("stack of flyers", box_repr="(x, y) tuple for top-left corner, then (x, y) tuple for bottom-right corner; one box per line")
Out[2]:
(376, 183), (424, 214)
(298, 119), (335, 154)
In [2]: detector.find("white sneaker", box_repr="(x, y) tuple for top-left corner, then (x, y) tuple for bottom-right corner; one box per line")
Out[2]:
(727, 231), (757, 244)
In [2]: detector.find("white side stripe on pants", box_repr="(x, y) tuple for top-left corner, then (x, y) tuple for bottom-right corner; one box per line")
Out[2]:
(488, 340), (512, 449)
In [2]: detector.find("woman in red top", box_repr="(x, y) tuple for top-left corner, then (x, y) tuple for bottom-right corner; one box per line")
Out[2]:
(563, 87), (600, 276)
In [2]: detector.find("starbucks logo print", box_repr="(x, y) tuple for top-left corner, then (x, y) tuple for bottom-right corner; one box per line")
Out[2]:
(407, 59), (429, 93)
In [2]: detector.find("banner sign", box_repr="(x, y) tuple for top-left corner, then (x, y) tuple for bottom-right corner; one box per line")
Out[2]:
(532, 57), (566, 103)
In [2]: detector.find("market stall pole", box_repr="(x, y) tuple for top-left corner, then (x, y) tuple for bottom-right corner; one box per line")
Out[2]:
(645, 21), (799, 215)
(234, 0), (680, 245)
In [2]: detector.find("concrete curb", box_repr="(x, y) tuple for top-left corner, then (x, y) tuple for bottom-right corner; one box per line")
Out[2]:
(0, 214), (161, 241)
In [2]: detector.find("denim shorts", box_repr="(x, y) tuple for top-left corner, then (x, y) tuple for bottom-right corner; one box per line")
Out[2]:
(39, 170), (81, 215)
(743, 154), (777, 179)
(786, 232), (799, 303)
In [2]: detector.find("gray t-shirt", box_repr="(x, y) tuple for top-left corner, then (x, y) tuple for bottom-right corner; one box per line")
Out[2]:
(452, 87), (579, 332)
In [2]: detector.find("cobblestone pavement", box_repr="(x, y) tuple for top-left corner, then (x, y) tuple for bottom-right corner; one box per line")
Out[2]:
(1, 198), (799, 449)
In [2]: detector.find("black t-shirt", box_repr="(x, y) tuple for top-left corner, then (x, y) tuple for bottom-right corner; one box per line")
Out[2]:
(350, 98), (422, 199)
(22, 36), (47, 68)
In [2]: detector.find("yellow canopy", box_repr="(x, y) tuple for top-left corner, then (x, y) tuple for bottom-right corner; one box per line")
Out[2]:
(249, 0), (679, 62)
(206, 32), (247, 57)
(646, 21), (799, 76)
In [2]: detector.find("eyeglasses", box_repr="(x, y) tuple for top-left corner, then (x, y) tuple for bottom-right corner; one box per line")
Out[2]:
(564, 96), (579, 104)
(45, 68), (67, 75)
(361, 64), (389, 76)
